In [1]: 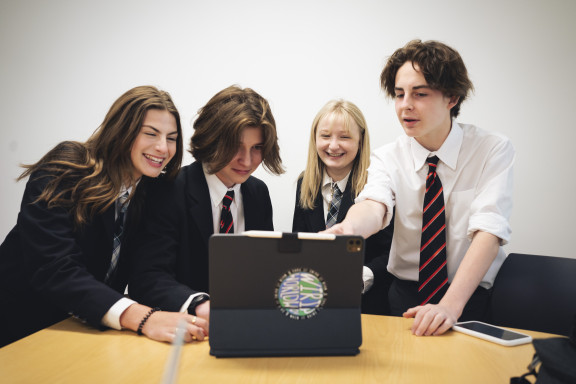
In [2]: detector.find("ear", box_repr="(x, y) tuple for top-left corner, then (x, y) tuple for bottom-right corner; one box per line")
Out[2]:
(447, 95), (459, 109)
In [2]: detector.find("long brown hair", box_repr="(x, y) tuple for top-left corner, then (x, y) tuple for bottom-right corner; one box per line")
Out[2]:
(19, 85), (183, 226)
(299, 99), (370, 210)
(190, 85), (284, 175)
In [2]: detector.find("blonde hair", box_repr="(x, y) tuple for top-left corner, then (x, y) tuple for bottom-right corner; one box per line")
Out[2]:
(298, 99), (370, 210)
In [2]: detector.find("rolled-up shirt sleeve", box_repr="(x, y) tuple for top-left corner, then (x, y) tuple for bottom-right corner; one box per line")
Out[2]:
(467, 137), (515, 245)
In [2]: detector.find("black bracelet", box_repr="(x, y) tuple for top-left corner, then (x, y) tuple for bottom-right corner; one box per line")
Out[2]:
(137, 307), (160, 336)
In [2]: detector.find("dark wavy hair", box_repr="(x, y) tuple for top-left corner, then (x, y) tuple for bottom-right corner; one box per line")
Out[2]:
(380, 39), (474, 118)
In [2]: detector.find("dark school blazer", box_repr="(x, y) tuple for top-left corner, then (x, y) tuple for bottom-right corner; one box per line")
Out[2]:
(0, 169), (150, 347)
(292, 176), (394, 315)
(129, 161), (274, 312)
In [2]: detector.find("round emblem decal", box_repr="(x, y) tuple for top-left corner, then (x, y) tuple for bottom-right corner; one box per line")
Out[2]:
(275, 268), (327, 320)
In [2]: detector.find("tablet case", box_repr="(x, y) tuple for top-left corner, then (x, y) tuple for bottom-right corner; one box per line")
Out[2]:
(208, 232), (364, 357)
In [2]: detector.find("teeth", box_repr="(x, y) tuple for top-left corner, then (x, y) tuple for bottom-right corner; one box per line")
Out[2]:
(144, 154), (163, 164)
(327, 152), (344, 157)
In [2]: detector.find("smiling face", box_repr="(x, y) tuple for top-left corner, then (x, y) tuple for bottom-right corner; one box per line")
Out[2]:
(315, 113), (360, 181)
(130, 109), (178, 180)
(394, 61), (458, 151)
(214, 126), (264, 188)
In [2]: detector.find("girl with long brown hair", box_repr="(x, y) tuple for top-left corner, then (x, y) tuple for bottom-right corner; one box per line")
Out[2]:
(0, 86), (208, 347)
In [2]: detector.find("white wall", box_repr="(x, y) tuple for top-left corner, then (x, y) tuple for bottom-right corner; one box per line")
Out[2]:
(1, 0), (575, 258)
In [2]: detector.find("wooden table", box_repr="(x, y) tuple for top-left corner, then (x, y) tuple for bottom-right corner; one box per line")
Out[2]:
(0, 314), (551, 383)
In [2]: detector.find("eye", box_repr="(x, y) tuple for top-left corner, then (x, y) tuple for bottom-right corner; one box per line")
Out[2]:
(395, 93), (404, 99)
(416, 93), (428, 97)
(144, 131), (156, 137)
(167, 136), (178, 142)
(253, 145), (263, 151)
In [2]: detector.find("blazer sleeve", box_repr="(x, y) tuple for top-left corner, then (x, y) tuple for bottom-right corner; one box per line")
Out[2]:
(17, 171), (124, 327)
(128, 178), (200, 311)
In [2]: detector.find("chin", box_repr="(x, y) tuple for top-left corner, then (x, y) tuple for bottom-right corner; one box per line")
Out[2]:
(142, 169), (163, 178)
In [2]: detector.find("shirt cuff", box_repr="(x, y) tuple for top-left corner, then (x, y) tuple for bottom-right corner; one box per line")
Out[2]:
(101, 297), (137, 330)
(362, 266), (374, 294)
(179, 292), (209, 313)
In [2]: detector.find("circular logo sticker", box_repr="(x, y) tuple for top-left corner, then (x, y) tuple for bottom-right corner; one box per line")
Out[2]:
(275, 268), (327, 320)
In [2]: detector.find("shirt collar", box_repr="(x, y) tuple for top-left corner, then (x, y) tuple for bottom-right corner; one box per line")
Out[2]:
(118, 184), (135, 200)
(203, 164), (241, 208)
(410, 120), (463, 172)
(322, 171), (350, 192)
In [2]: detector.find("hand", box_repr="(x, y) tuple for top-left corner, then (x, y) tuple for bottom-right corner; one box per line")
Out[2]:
(403, 303), (459, 336)
(194, 300), (210, 324)
(320, 221), (355, 235)
(142, 310), (209, 343)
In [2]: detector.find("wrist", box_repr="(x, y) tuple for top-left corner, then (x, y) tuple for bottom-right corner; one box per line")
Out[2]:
(187, 294), (210, 315)
(137, 307), (160, 336)
(119, 303), (150, 331)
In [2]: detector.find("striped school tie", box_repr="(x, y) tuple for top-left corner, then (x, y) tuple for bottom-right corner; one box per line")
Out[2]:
(418, 156), (448, 305)
(219, 190), (234, 234)
(325, 184), (342, 228)
(105, 192), (129, 284)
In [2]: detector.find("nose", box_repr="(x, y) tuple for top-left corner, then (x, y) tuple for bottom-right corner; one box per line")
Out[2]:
(328, 137), (340, 151)
(237, 146), (251, 167)
(156, 137), (168, 154)
(401, 95), (413, 110)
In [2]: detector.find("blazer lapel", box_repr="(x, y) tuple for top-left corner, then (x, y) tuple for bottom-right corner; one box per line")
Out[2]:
(102, 205), (116, 249)
(184, 162), (214, 248)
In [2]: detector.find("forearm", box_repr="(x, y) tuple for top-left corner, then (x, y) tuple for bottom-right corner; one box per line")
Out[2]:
(439, 231), (500, 318)
(326, 200), (386, 238)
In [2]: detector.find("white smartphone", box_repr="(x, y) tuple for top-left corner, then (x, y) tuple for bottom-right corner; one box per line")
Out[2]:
(452, 321), (532, 347)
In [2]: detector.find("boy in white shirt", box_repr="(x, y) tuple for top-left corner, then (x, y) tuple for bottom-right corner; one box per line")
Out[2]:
(326, 40), (514, 336)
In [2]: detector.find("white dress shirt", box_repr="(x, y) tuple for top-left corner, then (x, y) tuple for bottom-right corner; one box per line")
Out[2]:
(203, 165), (245, 234)
(358, 122), (514, 289)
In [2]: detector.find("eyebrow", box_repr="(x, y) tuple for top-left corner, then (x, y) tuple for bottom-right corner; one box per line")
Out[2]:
(394, 85), (431, 91)
(142, 125), (179, 135)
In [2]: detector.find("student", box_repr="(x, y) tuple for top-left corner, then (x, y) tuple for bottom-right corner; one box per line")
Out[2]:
(292, 99), (393, 315)
(129, 85), (284, 315)
(0, 86), (208, 347)
(325, 40), (514, 336)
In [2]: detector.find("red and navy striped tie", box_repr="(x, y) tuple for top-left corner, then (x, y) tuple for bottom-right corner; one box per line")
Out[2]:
(219, 190), (234, 234)
(418, 156), (448, 305)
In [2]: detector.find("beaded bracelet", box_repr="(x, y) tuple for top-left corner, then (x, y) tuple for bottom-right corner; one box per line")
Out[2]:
(137, 307), (160, 335)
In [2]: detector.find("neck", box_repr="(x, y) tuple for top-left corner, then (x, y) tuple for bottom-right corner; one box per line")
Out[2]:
(416, 119), (452, 152)
(326, 167), (351, 183)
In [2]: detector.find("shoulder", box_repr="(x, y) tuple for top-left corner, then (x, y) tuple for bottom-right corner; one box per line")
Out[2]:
(296, 174), (303, 190)
(373, 135), (411, 159)
(46, 140), (88, 158)
(459, 122), (512, 145)
(242, 175), (270, 195)
(458, 123), (514, 155)
(178, 161), (206, 183)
